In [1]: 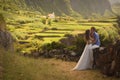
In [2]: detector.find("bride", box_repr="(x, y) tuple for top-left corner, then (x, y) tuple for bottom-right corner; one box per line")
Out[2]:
(72, 29), (94, 70)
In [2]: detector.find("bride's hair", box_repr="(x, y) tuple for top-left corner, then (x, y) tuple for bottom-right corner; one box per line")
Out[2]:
(85, 29), (90, 41)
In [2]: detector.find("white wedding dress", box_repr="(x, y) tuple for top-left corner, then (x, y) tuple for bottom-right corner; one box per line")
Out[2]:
(72, 44), (93, 70)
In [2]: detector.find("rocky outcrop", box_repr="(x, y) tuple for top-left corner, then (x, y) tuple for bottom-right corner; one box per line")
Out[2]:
(93, 40), (120, 77)
(0, 14), (14, 51)
(0, 31), (14, 50)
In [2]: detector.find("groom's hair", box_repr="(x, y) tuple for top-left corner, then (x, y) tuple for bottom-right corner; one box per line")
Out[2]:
(91, 27), (96, 32)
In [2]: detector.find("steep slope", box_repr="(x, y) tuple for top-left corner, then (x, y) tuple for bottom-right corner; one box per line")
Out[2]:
(0, 0), (112, 17)
(109, 0), (120, 4)
(70, 0), (112, 17)
(109, 0), (120, 16)
(112, 3), (120, 16)
(24, 0), (73, 15)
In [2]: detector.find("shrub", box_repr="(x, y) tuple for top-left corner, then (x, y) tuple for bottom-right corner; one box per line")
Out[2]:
(12, 31), (27, 40)
(40, 41), (65, 51)
(48, 19), (51, 26)
(65, 45), (76, 51)
(18, 20), (25, 24)
(74, 34), (86, 55)
(30, 40), (42, 48)
(53, 19), (59, 22)
(98, 26), (119, 46)
(41, 18), (51, 25)
(41, 18), (46, 24)
(51, 27), (58, 30)
(64, 33), (73, 37)
(60, 33), (85, 55)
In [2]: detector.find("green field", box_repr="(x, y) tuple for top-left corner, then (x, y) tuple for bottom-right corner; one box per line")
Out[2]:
(4, 10), (117, 54)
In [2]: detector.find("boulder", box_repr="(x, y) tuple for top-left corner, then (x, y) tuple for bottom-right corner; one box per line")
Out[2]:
(93, 40), (120, 77)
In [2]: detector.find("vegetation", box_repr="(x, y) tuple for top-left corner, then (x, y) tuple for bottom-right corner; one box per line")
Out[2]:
(0, 49), (120, 80)
(0, 3), (119, 57)
(0, 8), (117, 56)
(0, 0), (113, 17)
(0, 0), (120, 80)
(112, 3), (120, 16)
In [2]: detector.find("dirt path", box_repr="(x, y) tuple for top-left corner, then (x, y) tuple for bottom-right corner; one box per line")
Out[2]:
(47, 59), (120, 80)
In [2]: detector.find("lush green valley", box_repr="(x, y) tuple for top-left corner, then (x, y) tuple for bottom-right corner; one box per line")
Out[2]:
(0, 0), (120, 80)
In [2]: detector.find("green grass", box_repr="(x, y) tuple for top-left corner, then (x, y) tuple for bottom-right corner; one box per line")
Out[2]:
(34, 33), (64, 37)
(51, 22), (106, 31)
(1, 50), (120, 80)
(79, 22), (114, 26)
(45, 30), (71, 33)
(2, 51), (68, 80)
(42, 37), (63, 43)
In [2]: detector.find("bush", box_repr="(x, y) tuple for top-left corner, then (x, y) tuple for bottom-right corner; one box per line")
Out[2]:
(98, 26), (119, 46)
(53, 19), (59, 22)
(74, 35), (86, 55)
(30, 40), (42, 48)
(51, 27), (58, 30)
(40, 41), (65, 51)
(65, 45), (76, 51)
(41, 18), (46, 24)
(48, 19), (51, 26)
(18, 20), (25, 24)
(60, 33), (85, 55)
(12, 30), (27, 40)
(41, 18), (51, 25)
(64, 33), (73, 37)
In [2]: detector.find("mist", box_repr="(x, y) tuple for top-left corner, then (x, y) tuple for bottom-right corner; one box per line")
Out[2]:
(109, 0), (120, 4)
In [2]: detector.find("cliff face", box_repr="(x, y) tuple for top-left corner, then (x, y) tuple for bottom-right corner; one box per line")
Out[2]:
(23, 0), (112, 17)
(24, 0), (72, 15)
(70, 0), (112, 17)
(109, 0), (120, 5)
(0, 0), (112, 17)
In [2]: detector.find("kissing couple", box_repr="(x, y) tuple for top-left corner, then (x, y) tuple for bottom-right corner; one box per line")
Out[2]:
(72, 27), (100, 70)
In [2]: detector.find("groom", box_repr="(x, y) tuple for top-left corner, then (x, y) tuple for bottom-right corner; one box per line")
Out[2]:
(90, 27), (100, 68)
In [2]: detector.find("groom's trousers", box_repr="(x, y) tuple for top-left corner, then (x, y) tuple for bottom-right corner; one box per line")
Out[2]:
(89, 45), (100, 68)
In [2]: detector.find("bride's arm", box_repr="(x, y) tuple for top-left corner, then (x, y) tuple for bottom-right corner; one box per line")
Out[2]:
(90, 36), (97, 44)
